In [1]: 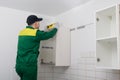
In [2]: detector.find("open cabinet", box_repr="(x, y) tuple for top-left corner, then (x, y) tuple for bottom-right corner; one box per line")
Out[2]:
(39, 25), (71, 66)
(96, 4), (120, 69)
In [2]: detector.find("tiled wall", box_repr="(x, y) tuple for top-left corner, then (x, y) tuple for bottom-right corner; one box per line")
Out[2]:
(38, 53), (120, 80)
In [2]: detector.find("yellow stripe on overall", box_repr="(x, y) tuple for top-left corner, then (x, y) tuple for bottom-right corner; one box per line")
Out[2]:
(19, 28), (37, 36)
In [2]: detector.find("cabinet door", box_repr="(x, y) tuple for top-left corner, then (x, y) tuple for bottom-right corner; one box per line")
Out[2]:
(71, 24), (95, 59)
(40, 37), (56, 65)
(55, 27), (71, 66)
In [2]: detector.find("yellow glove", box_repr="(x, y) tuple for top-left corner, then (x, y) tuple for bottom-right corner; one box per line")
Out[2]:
(47, 23), (59, 30)
(47, 23), (55, 29)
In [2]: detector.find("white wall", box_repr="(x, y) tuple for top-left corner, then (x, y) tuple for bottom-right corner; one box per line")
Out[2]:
(0, 7), (55, 80)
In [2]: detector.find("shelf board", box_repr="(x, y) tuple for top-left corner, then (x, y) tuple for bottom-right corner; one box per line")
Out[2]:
(96, 5), (116, 16)
(96, 6), (116, 16)
(96, 66), (120, 70)
(96, 36), (117, 42)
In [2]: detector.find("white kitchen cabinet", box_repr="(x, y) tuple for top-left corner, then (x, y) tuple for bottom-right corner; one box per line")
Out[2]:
(96, 4), (120, 69)
(71, 24), (95, 60)
(39, 25), (71, 66)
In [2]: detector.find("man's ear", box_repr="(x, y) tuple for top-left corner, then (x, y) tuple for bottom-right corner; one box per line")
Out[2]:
(34, 22), (37, 26)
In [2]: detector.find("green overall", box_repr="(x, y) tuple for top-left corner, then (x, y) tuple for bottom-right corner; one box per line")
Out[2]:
(15, 26), (57, 80)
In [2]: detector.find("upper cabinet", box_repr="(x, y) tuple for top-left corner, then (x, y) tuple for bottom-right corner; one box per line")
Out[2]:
(39, 24), (71, 66)
(96, 4), (120, 69)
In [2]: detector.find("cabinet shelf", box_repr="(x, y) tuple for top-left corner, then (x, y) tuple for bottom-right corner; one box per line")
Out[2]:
(96, 36), (117, 42)
(96, 67), (120, 70)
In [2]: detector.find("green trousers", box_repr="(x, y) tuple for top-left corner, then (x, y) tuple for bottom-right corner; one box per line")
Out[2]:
(15, 64), (37, 80)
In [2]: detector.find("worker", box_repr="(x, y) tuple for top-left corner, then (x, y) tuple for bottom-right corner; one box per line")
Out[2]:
(15, 15), (58, 80)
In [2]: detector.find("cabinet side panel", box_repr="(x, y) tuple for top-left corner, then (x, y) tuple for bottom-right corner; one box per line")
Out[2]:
(55, 27), (71, 66)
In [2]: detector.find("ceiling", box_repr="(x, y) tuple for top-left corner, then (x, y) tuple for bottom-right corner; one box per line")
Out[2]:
(0, 0), (91, 16)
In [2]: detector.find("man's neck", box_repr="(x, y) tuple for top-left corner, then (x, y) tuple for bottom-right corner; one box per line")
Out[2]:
(29, 25), (35, 29)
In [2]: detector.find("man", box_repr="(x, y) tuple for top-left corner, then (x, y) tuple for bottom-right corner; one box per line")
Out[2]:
(15, 15), (58, 80)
